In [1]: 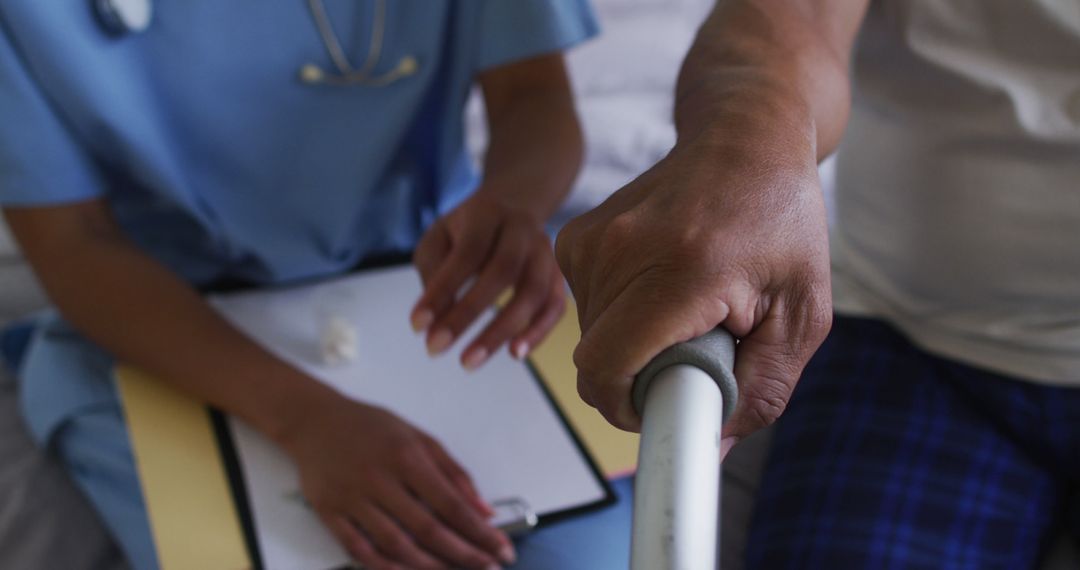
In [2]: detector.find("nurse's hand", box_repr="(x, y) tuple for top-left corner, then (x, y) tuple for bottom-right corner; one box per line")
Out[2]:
(284, 396), (515, 569)
(553, 137), (833, 445)
(412, 192), (566, 369)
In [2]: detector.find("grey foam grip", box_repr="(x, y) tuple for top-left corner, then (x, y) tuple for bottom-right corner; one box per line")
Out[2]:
(632, 328), (739, 422)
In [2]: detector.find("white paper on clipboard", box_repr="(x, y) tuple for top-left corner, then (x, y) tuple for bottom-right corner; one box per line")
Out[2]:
(210, 265), (609, 570)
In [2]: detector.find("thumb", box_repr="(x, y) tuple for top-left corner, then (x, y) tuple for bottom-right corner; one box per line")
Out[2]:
(723, 309), (815, 442)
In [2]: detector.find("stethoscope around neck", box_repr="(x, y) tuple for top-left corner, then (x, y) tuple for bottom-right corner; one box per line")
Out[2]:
(94, 0), (418, 86)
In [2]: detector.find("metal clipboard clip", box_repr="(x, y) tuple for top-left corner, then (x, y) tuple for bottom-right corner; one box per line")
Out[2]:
(490, 497), (538, 537)
(344, 497), (540, 569)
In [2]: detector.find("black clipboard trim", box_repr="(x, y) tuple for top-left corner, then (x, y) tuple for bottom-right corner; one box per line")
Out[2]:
(204, 255), (617, 569)
(520, 357), (617, 527)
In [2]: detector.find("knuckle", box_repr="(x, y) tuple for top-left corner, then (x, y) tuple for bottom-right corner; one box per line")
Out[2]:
(448, 474), (475, 494)
(600, 212), (637, 248)
(412, 517), (444, 545)
(379, 534), (412, 558)
(431, 494), (462, 518)
(448, 251), (481, 277)
(446, 305), (483, 334)
(449, 471), (472, 491)
(669, 227), (712, 262)
(489, 252), (520, 282)
(391, 445), (425, 472)
(460, 233), (490, 261)
(742, 380), (794, 429)
(508, 292), (544, 323)
(576, 375), (596, 408)
(571, 343), (599, 382)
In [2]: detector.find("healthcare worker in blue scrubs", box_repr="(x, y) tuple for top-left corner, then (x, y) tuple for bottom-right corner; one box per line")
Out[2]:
(0, 1), (598, 568)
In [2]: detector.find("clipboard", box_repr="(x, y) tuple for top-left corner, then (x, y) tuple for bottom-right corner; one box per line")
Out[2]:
(121, 253), (622, 570)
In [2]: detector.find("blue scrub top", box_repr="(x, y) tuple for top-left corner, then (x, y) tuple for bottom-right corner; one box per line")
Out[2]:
(0, 0), (597, 286)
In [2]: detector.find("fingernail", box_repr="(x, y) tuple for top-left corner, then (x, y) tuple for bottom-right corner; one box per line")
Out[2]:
(720, 436), (739, 460)
(462, 347), (489, 371)
(511, 341), (529, 360)
(427, 329), (453, 355)
(411, 309), (433, 333)
(499, 543), (517, 565)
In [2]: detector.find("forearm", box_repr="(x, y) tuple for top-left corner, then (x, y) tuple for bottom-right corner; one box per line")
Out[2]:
(675, 0), (867, 161)
(478, 57), (583, 221)
(5, 207), (336, 446)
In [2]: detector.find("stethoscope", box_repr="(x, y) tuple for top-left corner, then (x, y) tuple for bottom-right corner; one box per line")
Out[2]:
(94, 0), (418, 86)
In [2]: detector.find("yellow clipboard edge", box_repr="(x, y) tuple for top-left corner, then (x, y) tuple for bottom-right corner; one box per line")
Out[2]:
(528, 301), (639, 477)
(116, 366), (251, 570)
(116, 299), (636, 569)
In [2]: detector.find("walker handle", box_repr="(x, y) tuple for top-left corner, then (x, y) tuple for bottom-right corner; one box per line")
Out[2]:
(630, 328), (738, 570)
(632, 328), (738, 419)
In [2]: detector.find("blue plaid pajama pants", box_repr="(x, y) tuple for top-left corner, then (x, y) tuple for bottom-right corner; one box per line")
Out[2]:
(745, 316), (1080, 569)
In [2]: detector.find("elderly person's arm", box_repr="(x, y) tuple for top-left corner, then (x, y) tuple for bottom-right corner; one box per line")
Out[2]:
(555, 0), (869, 448)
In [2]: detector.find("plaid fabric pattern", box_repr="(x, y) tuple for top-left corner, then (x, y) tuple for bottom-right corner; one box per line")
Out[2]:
(745, 316), (1080, 570)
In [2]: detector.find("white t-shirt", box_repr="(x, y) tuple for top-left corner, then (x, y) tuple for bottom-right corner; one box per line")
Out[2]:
(831, 0), (1080, 384)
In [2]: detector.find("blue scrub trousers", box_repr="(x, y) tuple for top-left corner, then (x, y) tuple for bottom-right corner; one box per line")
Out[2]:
(3, 315), (158, 570)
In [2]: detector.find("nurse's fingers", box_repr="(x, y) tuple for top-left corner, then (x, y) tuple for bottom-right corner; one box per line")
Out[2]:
(425, 224), (531, 360)
(377, 486), (500, 570)
(350, 501), (445, 569)
(418, 432), (495, 518)
(404, 458), (514, 566)
(320, 513), (404, 570)
(509, 270), (567, 360)
(414, 220), (451, 284)
(461, 246), (555, 366)
(411, 222), (451, 331)
(413, 224), (500, 340)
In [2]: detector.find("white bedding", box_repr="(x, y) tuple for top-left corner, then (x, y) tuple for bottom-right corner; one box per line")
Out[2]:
(468, 0), (713, 225)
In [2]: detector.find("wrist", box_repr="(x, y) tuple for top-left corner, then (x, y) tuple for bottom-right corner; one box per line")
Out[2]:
(242, 368), (344, 453)
(674, 70), (816, 159)
(469, 187), (553, 228)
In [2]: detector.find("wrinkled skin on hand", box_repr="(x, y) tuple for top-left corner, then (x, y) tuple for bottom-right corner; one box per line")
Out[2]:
(555, 137), (832, 453)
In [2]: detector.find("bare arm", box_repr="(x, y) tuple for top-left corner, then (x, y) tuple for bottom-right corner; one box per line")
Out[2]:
(556, 0), (868, 442)
(477, 53), (583, 219)
(5, 202), (513, 569)
(675, 0), (866, 159)
(4, 201), (332, 441)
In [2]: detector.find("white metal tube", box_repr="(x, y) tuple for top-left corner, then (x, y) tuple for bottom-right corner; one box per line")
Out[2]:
(631, 364), (723, 570)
